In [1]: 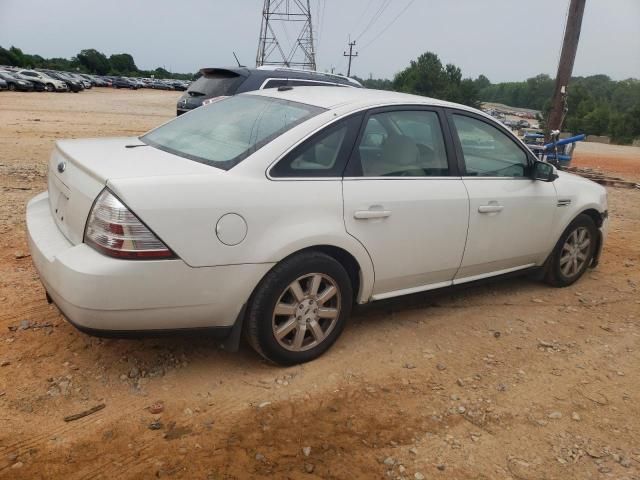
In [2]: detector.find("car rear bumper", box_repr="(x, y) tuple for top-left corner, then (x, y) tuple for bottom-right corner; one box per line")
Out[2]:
(26, 191), (272, 333)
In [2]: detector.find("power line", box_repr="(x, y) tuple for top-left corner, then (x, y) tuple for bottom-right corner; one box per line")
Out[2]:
(360, 0), (417, 51)
(355, 0), (392, 41)
(351, 0), (376, 34)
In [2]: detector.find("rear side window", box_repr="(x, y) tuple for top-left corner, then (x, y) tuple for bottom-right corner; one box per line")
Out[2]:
(142, 95), (324, 170)
(271, 114), (362, 178)
(351, 110), (450, 177)
(187, 73), (244, 97)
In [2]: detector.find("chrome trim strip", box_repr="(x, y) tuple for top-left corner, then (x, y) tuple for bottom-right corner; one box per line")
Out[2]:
(452, 264), (536, 285)
(461, 176), (534, 180)
(371, 280), (452, 301)
(344, 176), (460, 181)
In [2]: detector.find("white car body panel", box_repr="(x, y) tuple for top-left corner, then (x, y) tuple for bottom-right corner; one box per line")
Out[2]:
(48, 138), (215, 244)
(455, 177), (558, 279)
(343, 177), (469, 295)
(550, 170), (609, 242)
(27, 192), (271, 330)
(26, 86), (609, 334)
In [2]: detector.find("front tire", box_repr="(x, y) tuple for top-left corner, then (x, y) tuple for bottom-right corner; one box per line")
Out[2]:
(46, 83), (54, 92)
(544, 214), (597, 287)
(245, 251), (353, 365)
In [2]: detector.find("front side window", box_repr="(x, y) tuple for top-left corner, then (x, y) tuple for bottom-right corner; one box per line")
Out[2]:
(352, 110), (449, 177)
(271, 115), (361, 177)
(142, 95), (324, 170)
(452, 114), (529, 177)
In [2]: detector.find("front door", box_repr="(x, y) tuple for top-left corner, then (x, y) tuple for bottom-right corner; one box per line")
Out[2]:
(447, 111), (557, 282)
(342, 107), (469, 299)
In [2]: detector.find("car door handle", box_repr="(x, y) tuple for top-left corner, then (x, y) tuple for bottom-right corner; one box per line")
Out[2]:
(354, 209), (392, 220)
(478, 204), (504, 213)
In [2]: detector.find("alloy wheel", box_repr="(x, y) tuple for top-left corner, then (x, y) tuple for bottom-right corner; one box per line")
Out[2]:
(559, 226), (591, 278)
(272, 273), (341, 352)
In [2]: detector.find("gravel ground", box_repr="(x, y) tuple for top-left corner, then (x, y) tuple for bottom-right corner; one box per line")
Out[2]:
(0, 89), (639, 480)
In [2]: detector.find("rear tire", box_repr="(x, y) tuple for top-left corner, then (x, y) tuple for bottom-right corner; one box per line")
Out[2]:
(544, 214), (597, 287)
(244, 251), (352, 365)
(8, 83), (15, 91)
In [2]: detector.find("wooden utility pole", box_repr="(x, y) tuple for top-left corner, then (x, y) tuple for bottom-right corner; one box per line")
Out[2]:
(343, 40), (358, 77)
(546, 0), (587, 138)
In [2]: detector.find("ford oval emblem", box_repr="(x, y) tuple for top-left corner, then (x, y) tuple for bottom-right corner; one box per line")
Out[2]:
(57, 161), (66, 173)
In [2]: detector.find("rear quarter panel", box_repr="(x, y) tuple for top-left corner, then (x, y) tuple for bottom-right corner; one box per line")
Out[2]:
(109, 174), (376, 303)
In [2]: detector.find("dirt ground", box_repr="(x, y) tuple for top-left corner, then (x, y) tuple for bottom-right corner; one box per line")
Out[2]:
(1, 89), (639, 480)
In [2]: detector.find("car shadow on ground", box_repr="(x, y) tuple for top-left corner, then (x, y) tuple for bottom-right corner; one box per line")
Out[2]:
(75, 270), (543, 374)
(351, 270), (542, 323)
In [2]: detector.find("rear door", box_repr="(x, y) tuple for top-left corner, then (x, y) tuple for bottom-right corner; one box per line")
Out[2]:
(447, 110), (557, 282)
(342, 107), (469, 299)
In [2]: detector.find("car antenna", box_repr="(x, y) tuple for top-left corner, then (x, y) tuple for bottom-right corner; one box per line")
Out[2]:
(233, 52), (245, 68)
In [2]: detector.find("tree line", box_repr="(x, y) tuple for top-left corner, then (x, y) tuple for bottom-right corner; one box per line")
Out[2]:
(357, 52), (640, 144)
(3, 45), (638, 144)
(354, 52), (481, 109)
(0, 45), (194, 80)
(479, 73), (640, 144)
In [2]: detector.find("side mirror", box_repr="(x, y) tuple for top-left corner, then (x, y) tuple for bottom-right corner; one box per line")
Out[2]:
(533, 160), (558, 182)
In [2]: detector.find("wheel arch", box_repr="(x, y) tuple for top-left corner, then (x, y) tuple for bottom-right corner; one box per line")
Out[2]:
(578, 208), (605, 266)
(256, 240), (374, 305)
(579, 208), (604, 228)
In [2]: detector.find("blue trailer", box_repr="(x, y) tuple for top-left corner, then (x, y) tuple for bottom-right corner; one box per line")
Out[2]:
(526, 132), (586, 168)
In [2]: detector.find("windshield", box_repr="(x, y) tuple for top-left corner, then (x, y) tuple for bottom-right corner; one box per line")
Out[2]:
(141, 95), (324, 170)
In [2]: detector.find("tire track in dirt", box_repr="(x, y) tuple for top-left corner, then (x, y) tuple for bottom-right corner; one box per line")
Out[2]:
(0, 300), (49, 327)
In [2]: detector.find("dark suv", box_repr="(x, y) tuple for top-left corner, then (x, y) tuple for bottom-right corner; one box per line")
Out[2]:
(176, 66), (362, 115)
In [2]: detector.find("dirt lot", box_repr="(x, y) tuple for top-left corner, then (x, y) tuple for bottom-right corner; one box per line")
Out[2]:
(1, 89), (639, 480)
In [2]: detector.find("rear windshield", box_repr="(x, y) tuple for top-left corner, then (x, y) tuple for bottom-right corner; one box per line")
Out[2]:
(187, 73), (244, 97)
(141, 95), (324, 170)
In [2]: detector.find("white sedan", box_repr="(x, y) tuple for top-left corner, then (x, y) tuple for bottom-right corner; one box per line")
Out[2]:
(27, 87), (608, 364)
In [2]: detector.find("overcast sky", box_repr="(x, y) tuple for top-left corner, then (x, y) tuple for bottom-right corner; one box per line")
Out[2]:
(1, 0), (638, 82)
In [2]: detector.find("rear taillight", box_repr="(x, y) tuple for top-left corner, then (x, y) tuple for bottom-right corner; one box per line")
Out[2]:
(84, 189), (175, 260)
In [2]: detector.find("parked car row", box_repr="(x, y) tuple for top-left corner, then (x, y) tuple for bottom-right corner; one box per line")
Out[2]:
(107, 76), (189, 90)
(0, 65), (190, 93)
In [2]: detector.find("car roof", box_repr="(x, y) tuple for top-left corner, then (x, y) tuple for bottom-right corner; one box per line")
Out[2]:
(247, 86), (484, 115)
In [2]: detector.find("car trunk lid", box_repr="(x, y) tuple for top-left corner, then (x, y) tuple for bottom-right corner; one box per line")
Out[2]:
(47, 137), (218, 245)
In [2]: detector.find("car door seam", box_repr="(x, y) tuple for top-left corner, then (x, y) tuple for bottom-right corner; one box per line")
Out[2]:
(453, 178), (472, 280)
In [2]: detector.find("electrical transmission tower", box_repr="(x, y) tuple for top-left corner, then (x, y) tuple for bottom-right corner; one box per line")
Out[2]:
(256, 0), (317, 70)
